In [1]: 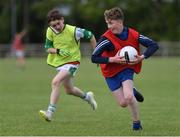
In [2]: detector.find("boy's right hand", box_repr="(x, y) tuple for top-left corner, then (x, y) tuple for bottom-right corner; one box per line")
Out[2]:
(109, 56), (127, 64)
(56, 49), (70, 57)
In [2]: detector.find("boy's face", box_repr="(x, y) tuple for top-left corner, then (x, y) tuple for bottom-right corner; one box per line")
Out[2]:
(105, 18), (123, 34)
(49, 19), (64, 32)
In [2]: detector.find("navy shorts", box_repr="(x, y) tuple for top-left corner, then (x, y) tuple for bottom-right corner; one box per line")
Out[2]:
(105, 69), (134, 92)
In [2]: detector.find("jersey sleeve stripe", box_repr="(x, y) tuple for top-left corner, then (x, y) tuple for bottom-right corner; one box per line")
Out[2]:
(93, 40), (110, 54)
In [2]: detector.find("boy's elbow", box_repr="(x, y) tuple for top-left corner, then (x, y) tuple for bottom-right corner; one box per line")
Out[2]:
(157, 44), (159, 50)
(155, 43), (159, 51)
(91, 56), (95, 63)
(91, 55), (97, 63)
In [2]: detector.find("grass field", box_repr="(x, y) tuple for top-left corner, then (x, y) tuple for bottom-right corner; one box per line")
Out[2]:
(0, 57), (180, 136)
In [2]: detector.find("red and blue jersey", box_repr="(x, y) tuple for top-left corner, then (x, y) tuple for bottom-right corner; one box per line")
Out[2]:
(92, 27), (159, 77)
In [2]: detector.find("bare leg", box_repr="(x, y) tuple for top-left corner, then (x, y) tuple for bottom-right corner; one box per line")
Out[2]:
(128, 97), (139, 121)
(63, 76), (85, 98)
(63, 74), (97, 110)
(17, 56), (25, 69)
(39, 70), (70, 121)
(112, 87), (128, 107)
(50, 70), (70, 105)
(112, 80), (140, 121)
(122, 80), (140, 121)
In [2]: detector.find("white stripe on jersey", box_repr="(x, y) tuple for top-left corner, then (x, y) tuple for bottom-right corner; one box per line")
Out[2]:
(93, 40), (110, 54)
(75, 28), (84, 41)
(139, 34), (152, 41)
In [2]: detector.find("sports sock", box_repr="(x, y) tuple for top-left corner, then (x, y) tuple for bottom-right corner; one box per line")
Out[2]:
(48, 104), (56, 113)
(81, 92), (87, 99)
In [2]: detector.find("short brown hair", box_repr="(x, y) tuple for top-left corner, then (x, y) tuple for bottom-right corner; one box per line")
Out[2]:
(47, 9), (63, 23)
(104, 7), (124, 21)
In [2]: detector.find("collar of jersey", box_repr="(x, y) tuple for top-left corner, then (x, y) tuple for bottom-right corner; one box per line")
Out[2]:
(50, 24), (66, 35)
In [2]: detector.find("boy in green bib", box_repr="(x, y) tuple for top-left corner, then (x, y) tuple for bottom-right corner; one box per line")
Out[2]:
(39, 9), (97, 121)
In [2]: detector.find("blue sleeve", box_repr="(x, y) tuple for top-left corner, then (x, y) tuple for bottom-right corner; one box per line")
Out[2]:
(91, 37), (114, 64)
(139, 34), (159, 59)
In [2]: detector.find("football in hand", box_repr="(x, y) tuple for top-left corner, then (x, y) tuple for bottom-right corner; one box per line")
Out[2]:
(118, 46), (138, 62)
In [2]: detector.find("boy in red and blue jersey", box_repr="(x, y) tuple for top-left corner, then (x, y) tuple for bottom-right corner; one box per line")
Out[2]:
(91, 7), (159, 130)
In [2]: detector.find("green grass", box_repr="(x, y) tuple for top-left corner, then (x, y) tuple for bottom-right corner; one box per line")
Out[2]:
(0, 57), (180, 136)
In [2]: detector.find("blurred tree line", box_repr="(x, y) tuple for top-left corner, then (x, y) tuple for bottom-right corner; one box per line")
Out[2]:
(0, 0), (179, 44)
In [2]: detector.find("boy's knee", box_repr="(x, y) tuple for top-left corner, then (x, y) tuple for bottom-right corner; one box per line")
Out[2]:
(118, 96), (133, 107)
(125, 95), (133, 103)
(118, 100), (128, 108)
(52, 79), (61, 87)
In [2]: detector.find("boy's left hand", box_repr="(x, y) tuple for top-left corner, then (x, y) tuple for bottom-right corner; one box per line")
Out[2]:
(128, 55), (144, 65)
(57, 49), (70, 57)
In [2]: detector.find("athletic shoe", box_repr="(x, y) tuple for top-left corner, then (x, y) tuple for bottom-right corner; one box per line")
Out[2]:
(86, 91), (97, 110)
(133, 87), (144, 102)
(39, 110), (53, 122)
(133, 121), (143, 130)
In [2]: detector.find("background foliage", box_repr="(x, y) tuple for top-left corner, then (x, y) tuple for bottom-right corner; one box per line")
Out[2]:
(0, 0), (179, 43)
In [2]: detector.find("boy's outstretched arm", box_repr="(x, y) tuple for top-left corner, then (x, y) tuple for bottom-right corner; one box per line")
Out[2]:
(90, 35), (96, 49)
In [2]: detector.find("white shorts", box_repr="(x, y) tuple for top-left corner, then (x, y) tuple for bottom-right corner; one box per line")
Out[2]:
(56, 64), (79, 76)
(15, 50), (24, 58)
